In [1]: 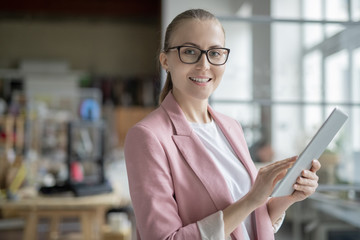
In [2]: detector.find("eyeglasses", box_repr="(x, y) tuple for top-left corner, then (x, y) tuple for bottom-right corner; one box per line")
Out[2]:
(166, 45), (230, 66)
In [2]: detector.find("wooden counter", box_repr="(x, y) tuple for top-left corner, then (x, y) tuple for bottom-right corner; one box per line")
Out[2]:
(0, 192), (131, 240)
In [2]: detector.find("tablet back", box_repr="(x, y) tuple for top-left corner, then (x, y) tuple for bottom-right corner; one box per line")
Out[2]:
(271, 107), (348, 197)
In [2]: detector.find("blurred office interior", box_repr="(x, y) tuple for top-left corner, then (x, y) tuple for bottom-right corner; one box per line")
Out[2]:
(0, 0), (360, 239)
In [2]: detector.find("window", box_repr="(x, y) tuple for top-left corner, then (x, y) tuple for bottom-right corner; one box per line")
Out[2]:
(212, 0), (360, 185)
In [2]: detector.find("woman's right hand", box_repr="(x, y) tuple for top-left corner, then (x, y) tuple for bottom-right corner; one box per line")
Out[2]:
(246, 156), (297, 206)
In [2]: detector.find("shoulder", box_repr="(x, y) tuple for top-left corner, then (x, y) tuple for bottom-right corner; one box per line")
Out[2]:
(136, 106), (171, 129)
(126, 106), (173, 141)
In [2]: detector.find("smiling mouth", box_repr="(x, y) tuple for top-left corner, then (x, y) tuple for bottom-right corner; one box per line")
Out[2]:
(189, 77), (212, 83)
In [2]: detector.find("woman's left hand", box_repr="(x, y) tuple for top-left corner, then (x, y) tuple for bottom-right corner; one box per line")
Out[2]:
(289, 159), (321, 202)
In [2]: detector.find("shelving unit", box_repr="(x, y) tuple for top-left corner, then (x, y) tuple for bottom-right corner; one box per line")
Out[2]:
(66, 120), (112, 196)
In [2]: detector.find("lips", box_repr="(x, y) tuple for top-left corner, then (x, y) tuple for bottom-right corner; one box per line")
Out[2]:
(189, 77), (212, 83)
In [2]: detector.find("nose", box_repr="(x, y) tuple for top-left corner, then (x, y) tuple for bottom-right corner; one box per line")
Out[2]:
(196, 52), (211, 70)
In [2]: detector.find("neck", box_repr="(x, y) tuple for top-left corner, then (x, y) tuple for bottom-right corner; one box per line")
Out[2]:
(173, 92), (211, 124)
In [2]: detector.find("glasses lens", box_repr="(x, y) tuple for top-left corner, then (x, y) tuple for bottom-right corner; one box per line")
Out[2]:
(176, 46), (229, 65)
(178, 46), (201, 64)
(208, 48), (229, 65)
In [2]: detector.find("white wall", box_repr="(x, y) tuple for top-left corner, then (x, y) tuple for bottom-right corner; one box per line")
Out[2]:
(161, 0), (244, 46)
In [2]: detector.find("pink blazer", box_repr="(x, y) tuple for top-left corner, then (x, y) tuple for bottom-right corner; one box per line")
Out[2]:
(124, 93), (274, 240)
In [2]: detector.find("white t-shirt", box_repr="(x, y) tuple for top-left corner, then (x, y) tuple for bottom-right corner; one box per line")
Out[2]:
(190, 120), (254, 240)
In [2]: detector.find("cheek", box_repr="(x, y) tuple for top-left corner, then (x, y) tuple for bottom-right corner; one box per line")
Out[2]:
(167, 53), (183, 71)
(215, 66), (226, 82)
(170, 63), (191, 80)
(170, 69), (189, 88)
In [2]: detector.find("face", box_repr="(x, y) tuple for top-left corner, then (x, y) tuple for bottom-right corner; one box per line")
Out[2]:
(160, 19), (226, 103)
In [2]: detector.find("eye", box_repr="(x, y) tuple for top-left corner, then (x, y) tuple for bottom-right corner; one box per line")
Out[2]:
(209, 50), (222, 58)
(182, 47), (198, 55)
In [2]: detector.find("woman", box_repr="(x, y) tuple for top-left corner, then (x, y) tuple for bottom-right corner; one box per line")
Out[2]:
(125, 9), (320, 240)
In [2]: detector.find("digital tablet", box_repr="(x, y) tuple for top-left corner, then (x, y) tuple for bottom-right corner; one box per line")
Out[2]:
(271, 107), (348, 197)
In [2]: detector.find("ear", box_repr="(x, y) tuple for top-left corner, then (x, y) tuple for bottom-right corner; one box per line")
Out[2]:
(159, 51), (169, 71)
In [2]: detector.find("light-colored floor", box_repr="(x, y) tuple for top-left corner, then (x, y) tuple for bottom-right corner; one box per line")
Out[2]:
(275, 220), (360, 240)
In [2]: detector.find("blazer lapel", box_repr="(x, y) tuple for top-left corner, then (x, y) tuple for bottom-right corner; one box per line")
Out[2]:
(209, 106), (275, 240)
(173, 134), (249, 240)
(172, 134), (234, 210)
(161, 93), (234, 210)
(161, 93), (247, 239)
(208, 106), (258, 183)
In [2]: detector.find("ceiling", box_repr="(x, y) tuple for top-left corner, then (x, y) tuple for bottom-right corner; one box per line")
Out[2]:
(0, 0), (161, 19)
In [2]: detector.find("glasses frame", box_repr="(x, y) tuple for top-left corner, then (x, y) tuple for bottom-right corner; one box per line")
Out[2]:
(166, 45), (230, 66)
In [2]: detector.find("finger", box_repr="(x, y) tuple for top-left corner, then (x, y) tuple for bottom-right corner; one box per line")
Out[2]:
(262, 159), (295, 176)
(279, 156), (298, 164)
(296, 176), (319, 187)
(293, 183), (317, 195)
(310, 159), (321, 172)
(301, 170), (319, 181)
(270, 159), (296, 185)
(264, 156), (297, 170)
(258, 156), (297, 186)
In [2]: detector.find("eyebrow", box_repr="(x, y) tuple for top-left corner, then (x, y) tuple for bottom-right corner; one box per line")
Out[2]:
(181, 42), (224, 49)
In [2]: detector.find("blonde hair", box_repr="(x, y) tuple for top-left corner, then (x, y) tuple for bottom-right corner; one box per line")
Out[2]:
(158, 9), (224, 104)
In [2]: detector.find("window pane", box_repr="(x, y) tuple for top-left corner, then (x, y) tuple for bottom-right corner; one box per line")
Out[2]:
(213, 21), (252, 101)
(352, 48), (360, 151)
(352, 0), (360, 21)
(302, 0), (324, 47)
(272, 105), (301, 160)
(272, 23), (301, 101)
(303, 50), (322, 102)
(303, 24), (324, 48)
(353, 107), (360, 151)
(353, 48), (360, 103)
(304, 105), (322, 134)
(325, 0), (348, 37)
(303, 0), (322, 20)
(325, 24), (346, 38)
(271, 0), (300, 19)
(325, 0), (349, 21)
(325, 50), (349, 103)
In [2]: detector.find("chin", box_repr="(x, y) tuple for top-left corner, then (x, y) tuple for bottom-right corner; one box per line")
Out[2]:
(191, 92), (213, 101)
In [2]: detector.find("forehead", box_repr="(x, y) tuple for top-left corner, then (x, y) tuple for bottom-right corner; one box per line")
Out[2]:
(170, 19), (225, 47)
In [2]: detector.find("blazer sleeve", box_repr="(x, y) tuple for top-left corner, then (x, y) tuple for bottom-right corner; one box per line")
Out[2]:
(124, 124), (202, 240)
